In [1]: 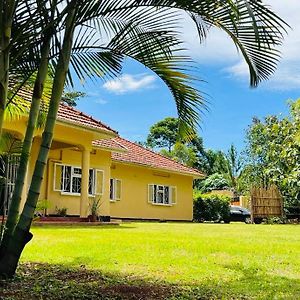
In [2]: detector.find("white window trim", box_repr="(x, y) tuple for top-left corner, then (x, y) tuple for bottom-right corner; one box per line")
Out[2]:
(148, 184), (177, 206)
(95, 169), (104, 196)
(53, 163), (104, 197)
(110, 178), (122, 201)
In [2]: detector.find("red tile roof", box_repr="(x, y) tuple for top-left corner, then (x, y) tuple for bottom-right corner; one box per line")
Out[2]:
(57, 103), (117, 135)
(111, 137), (204, 177)
(15, 90), (203, 177)
(16, 89), (117, 135)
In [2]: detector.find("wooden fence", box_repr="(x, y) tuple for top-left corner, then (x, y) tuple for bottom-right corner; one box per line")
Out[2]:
(250, 186), (284, 222)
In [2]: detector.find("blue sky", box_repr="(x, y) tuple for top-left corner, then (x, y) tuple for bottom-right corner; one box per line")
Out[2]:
(75, 1), (300, 152)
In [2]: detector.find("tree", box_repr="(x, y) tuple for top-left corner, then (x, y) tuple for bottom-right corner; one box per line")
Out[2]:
(225, 144), (243, 192)
(0, 0), (289, 277)
(201, 149), (228, 176)
(200, 173), (230, 193)
(62, 91), (86, 107)
(243, 99), (300, 207)
(146, 117), (206, 167)
(147, 117), (179, 152)
(161, 142), (198, 167)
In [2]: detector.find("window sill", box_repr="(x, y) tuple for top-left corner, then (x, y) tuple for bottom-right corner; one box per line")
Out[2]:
(150, 203), (174, 207)
(110, 199), (120, 202)
(60, 192), (96, 197)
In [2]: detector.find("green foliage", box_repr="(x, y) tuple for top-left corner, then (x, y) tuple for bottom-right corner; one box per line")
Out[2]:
(200, 173), (230, 193)
(55, 207), (68, 217)
(146, 117), (207, 168)
(62, 91), (86, 107)
(262, 217), (287, 225)
(35, 200), (50, 217)
(200, 149), (228, 175)
(89, 196), (102, 217)
(193, 193), (231, 222)
(0, 132), (23, 155)
(161, 142), (198, 167)
(244, 99), (300, 206)
(226, 144), (243, 191)
(147, 117), (180, 151)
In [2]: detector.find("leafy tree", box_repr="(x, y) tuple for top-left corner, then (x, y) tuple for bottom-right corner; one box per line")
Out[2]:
(161, 142), (198, 167)
(243, 100), (300, 206)
(62, 91), (86, 107)
(225, 144), (243, 192)
(200, 173), (230, 193)
(201, 149), (228, 175)
(147, 117), (179, 152)
(0, 0), (289, 277)
(146, 117), (206, 166)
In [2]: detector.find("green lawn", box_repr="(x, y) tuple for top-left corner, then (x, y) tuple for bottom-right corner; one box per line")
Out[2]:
(2, 222), (300, 299)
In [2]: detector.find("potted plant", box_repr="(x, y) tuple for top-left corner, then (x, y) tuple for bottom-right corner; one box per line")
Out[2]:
(88, 196), (102, 222)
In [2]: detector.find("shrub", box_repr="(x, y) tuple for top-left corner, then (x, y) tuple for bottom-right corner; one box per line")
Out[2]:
(262, 217), (287, 224)
(35, 199), (50, 216)
(55, 207), (68, 217)
(193, 193), (230, 222)
(200, 173), (230, 193)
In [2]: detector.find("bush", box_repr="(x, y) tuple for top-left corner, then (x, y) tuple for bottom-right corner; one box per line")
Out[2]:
(262, 217), (287, 224)
(200, 173), (230, 193)
(55, 207), (68, 217)
(193, 193), (230, 222)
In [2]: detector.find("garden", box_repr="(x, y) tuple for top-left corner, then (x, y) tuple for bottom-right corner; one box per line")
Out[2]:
(1, 222), (299, 299)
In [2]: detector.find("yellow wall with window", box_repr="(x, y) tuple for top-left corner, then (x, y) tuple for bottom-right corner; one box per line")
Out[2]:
(3, 117), (195, 221)
(45, 148), (111, 216)
(110, 162), (193, 221)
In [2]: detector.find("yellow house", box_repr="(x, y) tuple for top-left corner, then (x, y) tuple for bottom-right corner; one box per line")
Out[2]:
(2, 104), (203, 221)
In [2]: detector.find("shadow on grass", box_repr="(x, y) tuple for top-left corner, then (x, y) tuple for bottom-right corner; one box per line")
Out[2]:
(31, 224), (137, 230)
(1, 263), (299, 300)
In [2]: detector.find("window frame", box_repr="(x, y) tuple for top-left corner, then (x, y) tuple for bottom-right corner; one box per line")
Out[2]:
(110, 178), (122, 201)
(148, 184), (177, 206)
(53, 163), (104, 197)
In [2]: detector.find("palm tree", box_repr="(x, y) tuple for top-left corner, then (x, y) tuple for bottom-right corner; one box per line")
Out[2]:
(0, 0), (288, 277)
(0, 0), (50, 136)
(0, 2), (56, 254)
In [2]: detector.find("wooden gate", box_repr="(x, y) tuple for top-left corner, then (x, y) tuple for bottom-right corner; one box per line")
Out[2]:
(250, 186), (284, 223)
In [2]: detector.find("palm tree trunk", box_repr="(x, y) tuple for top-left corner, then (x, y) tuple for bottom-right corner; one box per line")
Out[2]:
(0, 0), (16, 137)
(0, 36), (51, 255)
(0, 6), (77, 277)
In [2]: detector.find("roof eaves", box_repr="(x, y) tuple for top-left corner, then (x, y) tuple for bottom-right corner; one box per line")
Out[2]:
(112, 158), (204, 178)
(56, 119), (118, 138)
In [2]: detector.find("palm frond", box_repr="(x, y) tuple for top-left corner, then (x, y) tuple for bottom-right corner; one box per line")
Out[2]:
(0, 132), (23, 155)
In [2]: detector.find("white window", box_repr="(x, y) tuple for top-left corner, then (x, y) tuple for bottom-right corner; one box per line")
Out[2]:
(110, 178), (121, 201)
(54, 163), (104, 196)
(148, 184), (177, 205)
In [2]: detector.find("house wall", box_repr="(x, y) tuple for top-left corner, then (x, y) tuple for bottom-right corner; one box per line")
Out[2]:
(110, 162), (194, 221)
(44, 148), (112, 216)
(3, 118), (195, 221)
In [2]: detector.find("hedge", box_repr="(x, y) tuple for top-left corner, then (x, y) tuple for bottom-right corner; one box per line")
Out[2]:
(193, 193), (231, 222)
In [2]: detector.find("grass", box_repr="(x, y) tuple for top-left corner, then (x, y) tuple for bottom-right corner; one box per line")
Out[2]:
(1, 222), (300, 299)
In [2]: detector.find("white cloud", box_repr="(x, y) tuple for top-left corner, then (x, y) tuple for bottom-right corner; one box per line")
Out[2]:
(226, 59), (300, 91)
(103, 74), (156, 94)
(94, 98), (108, 105)
(182, 1), (300, 90)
